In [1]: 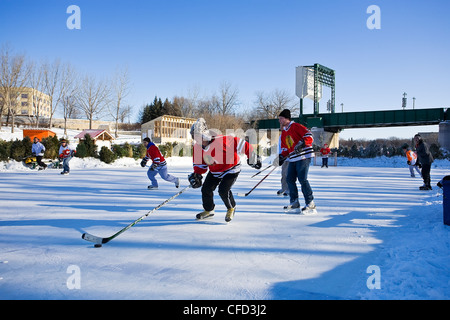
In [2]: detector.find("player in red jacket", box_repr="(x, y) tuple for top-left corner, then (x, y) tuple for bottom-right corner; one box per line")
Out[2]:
(188, 118), (261, 222)
(320, 143), (331, 168)
(278, 109), (316, 214)
(141, 137), (179, 190)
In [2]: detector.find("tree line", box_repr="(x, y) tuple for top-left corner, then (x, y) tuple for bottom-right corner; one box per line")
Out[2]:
(138, 83), (299, 134)
(335, 136), (447, 160)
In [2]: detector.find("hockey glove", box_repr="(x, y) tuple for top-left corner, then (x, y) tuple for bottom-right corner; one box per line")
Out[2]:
(278, 154), (287, 166)
(150, 162), (158, 171)
(188, 172), (203, 189)
(140, 159), (148, 167)
(294, 140), (305, 153)
(247, 154), (262, 169)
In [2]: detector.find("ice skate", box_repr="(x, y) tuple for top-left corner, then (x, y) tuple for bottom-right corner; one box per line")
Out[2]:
(147, 185), (158, 190)
(225, 207), (235, 222)
(196, 210), (215, 220)
(301, 201), (317, 215)
(284, 199), (300, 212)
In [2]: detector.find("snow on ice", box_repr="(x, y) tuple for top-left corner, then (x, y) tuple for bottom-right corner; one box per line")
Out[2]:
(0, 127), (449, 300)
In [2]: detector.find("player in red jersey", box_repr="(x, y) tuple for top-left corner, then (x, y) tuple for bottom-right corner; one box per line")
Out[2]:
(188, 118), (261, 222)
(278, 109), (316, 214)
(141, 137), (179, 190)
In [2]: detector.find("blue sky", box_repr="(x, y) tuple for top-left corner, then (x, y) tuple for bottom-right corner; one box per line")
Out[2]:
(1, 0), (449, 139)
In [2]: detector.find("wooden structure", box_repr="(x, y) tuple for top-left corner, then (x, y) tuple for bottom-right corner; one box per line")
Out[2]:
(74, 129), (115, 149)
(23, 128), (56, 141)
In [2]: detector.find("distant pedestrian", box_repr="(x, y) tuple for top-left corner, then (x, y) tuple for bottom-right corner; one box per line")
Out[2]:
(32, 137), (47, 170)
(414, 134), (434, 190)
(402, 144), (421, 178)
(141, 137), (179, 190)
(59, 139), (76, 175)
(320, 143), (331, 168)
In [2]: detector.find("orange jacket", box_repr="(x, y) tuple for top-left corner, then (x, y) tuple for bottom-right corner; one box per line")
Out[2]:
(406, 150), (417, 165)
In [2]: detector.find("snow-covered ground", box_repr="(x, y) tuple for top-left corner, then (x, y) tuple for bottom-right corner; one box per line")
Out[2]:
(0, 150), (449, 300)
(1, 126), (449, 300)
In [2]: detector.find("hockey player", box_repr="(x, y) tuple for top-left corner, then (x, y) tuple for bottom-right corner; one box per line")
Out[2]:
(32, 137), (47, 170)
(402, 144), (422, 178)
(278, 109), (316, 214)
(141, 137), (179, 190)
(188, 118), (261, 222)
(58, 139), (76, 175)
(320, 143), (331, 168)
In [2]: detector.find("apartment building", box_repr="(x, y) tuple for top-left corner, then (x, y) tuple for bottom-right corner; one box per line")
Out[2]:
(0, 87), (52, 118)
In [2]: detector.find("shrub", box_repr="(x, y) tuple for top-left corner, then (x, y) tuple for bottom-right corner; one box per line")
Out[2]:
(112, 143), (133, 158)
(76, 134), (97, 158)
(10, 138), (28, 161)
(42, 136), (60, 159)
(133, 143), (147, 159)
(99, 146), (116, 164)
(0, 140), (10, 161)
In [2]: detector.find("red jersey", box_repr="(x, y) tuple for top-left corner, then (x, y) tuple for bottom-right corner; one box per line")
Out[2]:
(280, 121), (314, 162)
(320, 147), (331, 157)
(144, 142), (166, 167)
(193, 135), (253, 178)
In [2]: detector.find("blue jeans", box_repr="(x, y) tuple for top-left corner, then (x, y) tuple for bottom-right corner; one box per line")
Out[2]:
(62, 156), (72, 173)
(147, 165), (177, 187)
(287, 158), (314, 205)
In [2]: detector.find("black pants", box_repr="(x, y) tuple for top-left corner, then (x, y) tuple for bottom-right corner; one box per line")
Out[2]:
(421, 164), (431, 187)
(201, 172), (239, 211)
(36, 156), (47, 168)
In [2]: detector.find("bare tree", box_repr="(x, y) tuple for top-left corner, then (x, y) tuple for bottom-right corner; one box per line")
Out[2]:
(110, 67), (130, 137)
(254, 89), (297, 119)
(28, 60), (46, 128)
(43, 59), (75, 129)
(0, 45), (30, 132)
(216, 81), (239, 116)
(60, 69), (79, 137)
(76, 74), (110, 129)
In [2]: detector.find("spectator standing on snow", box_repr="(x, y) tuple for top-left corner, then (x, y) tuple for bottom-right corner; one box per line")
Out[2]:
(414, 134), (434, 190)
(141, 137), (179, 190)
(188, 118), (261, 222)
(320, 143), (331, 168)
(32, 137), (47, 170)
(59, 139), (76, 175)
(278, 109), (316, 214)
(402, 144), (421, 178)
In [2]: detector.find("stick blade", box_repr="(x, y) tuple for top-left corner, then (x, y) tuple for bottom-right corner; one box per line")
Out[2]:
(237, 192), (248, 197)
(82, 232), (104, 245)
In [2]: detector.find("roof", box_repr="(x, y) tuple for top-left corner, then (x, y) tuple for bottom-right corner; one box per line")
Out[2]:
(74, 129), (114, 140)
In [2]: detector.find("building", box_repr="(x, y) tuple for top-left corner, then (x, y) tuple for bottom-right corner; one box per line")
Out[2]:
(141, 115), (197, 145)
(0, 87), (52, 118)
(74, 129), (115, 149)
(23, 128), (56, 141)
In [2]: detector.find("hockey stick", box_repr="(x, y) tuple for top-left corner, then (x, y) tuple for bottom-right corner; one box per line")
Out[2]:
(82, 185), (191, 246)
(250, 164), (273, 178)
(237, 166), (277, 197)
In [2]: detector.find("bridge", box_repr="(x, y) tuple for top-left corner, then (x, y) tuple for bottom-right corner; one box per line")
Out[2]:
(255, 107), (450, 150)
(255, 107), (449, 132)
